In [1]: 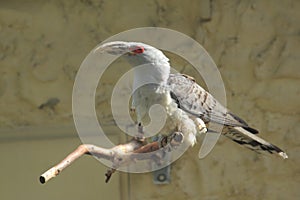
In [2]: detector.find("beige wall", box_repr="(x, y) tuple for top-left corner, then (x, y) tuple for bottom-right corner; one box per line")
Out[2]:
(0, 0), (299, 199)
(0, 125), (125, 200)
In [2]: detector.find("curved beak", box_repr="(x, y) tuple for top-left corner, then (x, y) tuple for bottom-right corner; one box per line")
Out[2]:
(94, 41), (130, 55)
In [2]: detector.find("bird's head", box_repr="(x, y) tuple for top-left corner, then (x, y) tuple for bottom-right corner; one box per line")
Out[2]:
(96, 41), (170, 66)
(96, 41), (171, 84)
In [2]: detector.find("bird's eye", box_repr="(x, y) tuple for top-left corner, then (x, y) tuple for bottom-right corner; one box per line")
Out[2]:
(130, 46), (145, 54)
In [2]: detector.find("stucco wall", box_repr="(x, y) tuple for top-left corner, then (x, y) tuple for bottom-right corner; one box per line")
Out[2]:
(0, 0), (299, 199)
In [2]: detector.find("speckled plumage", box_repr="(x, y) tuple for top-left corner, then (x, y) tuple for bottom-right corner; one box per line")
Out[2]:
(98, 41), (288, 159)
(168, 73), (287, 158)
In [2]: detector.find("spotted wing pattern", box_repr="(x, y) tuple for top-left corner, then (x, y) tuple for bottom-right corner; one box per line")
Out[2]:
(167, 73), (288, 159)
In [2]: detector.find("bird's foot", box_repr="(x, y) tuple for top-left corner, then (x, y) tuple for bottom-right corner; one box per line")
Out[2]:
(156, 132), (184, 150)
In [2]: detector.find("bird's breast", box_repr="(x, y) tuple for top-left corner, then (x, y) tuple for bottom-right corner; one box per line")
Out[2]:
(132, 84), (173, 124)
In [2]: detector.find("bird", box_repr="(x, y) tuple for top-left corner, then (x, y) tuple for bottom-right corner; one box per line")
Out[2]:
(96, 41), (288, 159)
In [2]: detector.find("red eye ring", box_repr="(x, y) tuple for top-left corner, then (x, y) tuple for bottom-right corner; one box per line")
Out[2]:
(130, 46), (145, 54)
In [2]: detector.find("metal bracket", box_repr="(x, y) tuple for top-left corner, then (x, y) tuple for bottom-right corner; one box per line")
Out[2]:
(152, 151), (172, 184)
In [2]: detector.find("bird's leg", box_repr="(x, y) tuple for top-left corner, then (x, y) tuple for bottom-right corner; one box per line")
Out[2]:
(169, 131), (184, 146)
(153, 132), (184, 166)
(156, 132), (184, 153)
(126, 106), (137, 130)
(135, 122), (146, 142)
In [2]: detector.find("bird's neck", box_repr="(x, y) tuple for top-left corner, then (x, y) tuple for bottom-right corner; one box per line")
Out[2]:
(133, 62), (170, 91)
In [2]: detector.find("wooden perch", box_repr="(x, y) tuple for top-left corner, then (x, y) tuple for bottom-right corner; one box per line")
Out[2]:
(39, 132), (184, 184)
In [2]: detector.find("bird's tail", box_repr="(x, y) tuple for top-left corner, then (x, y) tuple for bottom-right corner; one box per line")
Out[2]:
(224, 126), (288, 159)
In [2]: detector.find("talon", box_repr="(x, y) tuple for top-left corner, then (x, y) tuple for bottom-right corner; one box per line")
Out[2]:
(170, 132), (184, 147)
(173, 132), (184, 143)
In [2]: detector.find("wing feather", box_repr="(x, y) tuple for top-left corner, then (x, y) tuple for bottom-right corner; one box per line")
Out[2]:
(167, 73), (257, 133)
(167, 73), (288, 159)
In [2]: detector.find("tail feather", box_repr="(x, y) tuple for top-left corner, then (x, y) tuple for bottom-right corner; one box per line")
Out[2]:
(224, 126), (288, 159)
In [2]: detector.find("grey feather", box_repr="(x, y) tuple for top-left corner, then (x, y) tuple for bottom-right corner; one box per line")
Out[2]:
(168, 73), (288, 159)
(168, 73), (255, 129)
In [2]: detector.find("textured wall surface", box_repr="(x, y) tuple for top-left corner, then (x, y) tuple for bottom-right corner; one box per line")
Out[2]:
(0, 0), (299, 200)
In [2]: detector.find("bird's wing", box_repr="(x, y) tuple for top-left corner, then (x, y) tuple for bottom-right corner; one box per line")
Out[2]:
(167, 73), (258, 133)
(167, 74), (288, 159)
